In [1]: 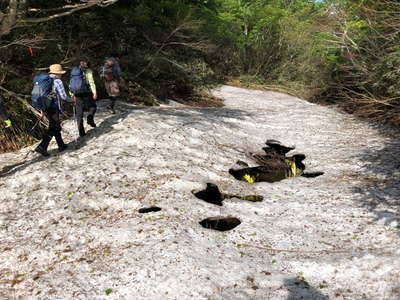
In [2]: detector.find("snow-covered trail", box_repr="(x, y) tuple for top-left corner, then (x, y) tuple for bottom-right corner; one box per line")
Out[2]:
(0, 85), (399, 299)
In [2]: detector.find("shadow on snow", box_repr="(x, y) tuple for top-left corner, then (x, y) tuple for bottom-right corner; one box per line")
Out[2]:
(0, 101), (254, 178)
(284, 277), (330, 300)
(351, 126), (400, 233)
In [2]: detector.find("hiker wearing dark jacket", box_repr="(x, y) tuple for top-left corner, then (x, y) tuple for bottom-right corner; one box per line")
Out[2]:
(0, 96), (12, 128)
(35, 64), (68, 157)
(70, 60), (98, 137)
(100, 57), (121, 114)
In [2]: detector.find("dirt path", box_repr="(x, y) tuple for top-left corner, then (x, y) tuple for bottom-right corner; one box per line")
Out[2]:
(0, 86), (399, 299)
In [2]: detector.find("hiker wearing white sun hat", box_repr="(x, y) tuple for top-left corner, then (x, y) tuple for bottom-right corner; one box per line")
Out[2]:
(49, 64), (67, 75)
(34, 64), (69, 157)
(48, 64), (68, 109)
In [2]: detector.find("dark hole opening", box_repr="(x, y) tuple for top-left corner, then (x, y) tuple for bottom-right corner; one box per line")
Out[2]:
(193, 183), (264, 205)
(193, 183), (223, 206)
(200, 217), (241, 231)
(229, 166), (324, 183)
(229, 166), (296, 183)
(302, 172), (325, 178)
(138, 207), (162, 214)
(230, 139), (324, 183)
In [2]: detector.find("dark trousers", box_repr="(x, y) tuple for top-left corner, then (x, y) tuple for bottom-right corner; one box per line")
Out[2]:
(39, 107), (64, 150)
(109, 97), (116, 109)
(75, 94), (97, 135)
(0, 103), (7, 121)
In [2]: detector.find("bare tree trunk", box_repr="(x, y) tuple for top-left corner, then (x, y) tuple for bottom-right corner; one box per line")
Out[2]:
(0, 0), (18, 37)
(18, 0), (28, 17)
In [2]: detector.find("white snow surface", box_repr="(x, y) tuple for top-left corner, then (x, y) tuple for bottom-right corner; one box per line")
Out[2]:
(0, 85), (399, 299)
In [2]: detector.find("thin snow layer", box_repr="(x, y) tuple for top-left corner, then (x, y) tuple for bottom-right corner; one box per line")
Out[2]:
(1, 85), (399, 300)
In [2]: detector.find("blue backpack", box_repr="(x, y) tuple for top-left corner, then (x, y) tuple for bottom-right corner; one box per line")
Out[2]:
(69, 67), (89, 95)
(31, 74), (55, 111)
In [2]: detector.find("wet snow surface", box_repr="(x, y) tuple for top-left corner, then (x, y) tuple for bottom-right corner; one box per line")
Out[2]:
(1, 86), (399, 299)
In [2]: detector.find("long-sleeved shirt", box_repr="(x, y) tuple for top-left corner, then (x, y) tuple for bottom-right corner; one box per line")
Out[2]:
(85, 69), (96, 94)
(50, 75), (68, 101)
(49, 74), (68, 112)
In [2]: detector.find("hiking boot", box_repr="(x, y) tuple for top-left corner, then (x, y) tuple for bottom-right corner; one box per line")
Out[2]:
(78, 124), (86, 137)
(58, 144), (68, 153)
(107, 105), (116, 114)
(87, 116), (96, 128)
(35, 145), (50, 157)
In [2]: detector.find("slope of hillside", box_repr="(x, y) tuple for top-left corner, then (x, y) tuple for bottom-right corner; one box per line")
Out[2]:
(0, 86), (399, 299)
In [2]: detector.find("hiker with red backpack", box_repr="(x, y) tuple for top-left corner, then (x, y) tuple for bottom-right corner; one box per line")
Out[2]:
(32, 64), (69, 157)
(0, 96), (12, 128)
(100, 57), (121, 114)
(69, 60), (98, 137)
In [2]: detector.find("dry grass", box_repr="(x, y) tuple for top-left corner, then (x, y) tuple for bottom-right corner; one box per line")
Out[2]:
(0, 132), (37, 154)
(224, 76), (326, 101)
(341, 93), (400, 127)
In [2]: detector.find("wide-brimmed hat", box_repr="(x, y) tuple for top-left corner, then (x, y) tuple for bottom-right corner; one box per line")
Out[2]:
(49, 64), (66, 75)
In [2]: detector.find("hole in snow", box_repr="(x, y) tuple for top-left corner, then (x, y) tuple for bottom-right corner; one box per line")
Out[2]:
(230, 140), (324, 183)
(239, 195), (264, 202)
(200, 217), (241, 231)
(301, 172), (325, 178)
(193, 183), (223, 206)
(138, 207), (162, 214)
(229, 165), (300, 183)
(193, 183), (264, 205)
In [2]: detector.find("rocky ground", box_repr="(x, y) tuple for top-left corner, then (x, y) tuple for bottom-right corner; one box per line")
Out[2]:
(0, 86), (399, 299)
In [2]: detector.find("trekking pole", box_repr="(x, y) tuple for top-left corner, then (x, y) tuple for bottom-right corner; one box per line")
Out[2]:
(29, 118), (40, 133)
(73, 104), (79, 149)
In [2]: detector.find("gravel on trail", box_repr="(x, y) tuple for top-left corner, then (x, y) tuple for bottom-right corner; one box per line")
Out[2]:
(0, 85), (399, 299)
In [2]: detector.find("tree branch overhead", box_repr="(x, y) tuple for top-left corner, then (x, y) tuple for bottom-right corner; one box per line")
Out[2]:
(0, 0), (119, 37)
